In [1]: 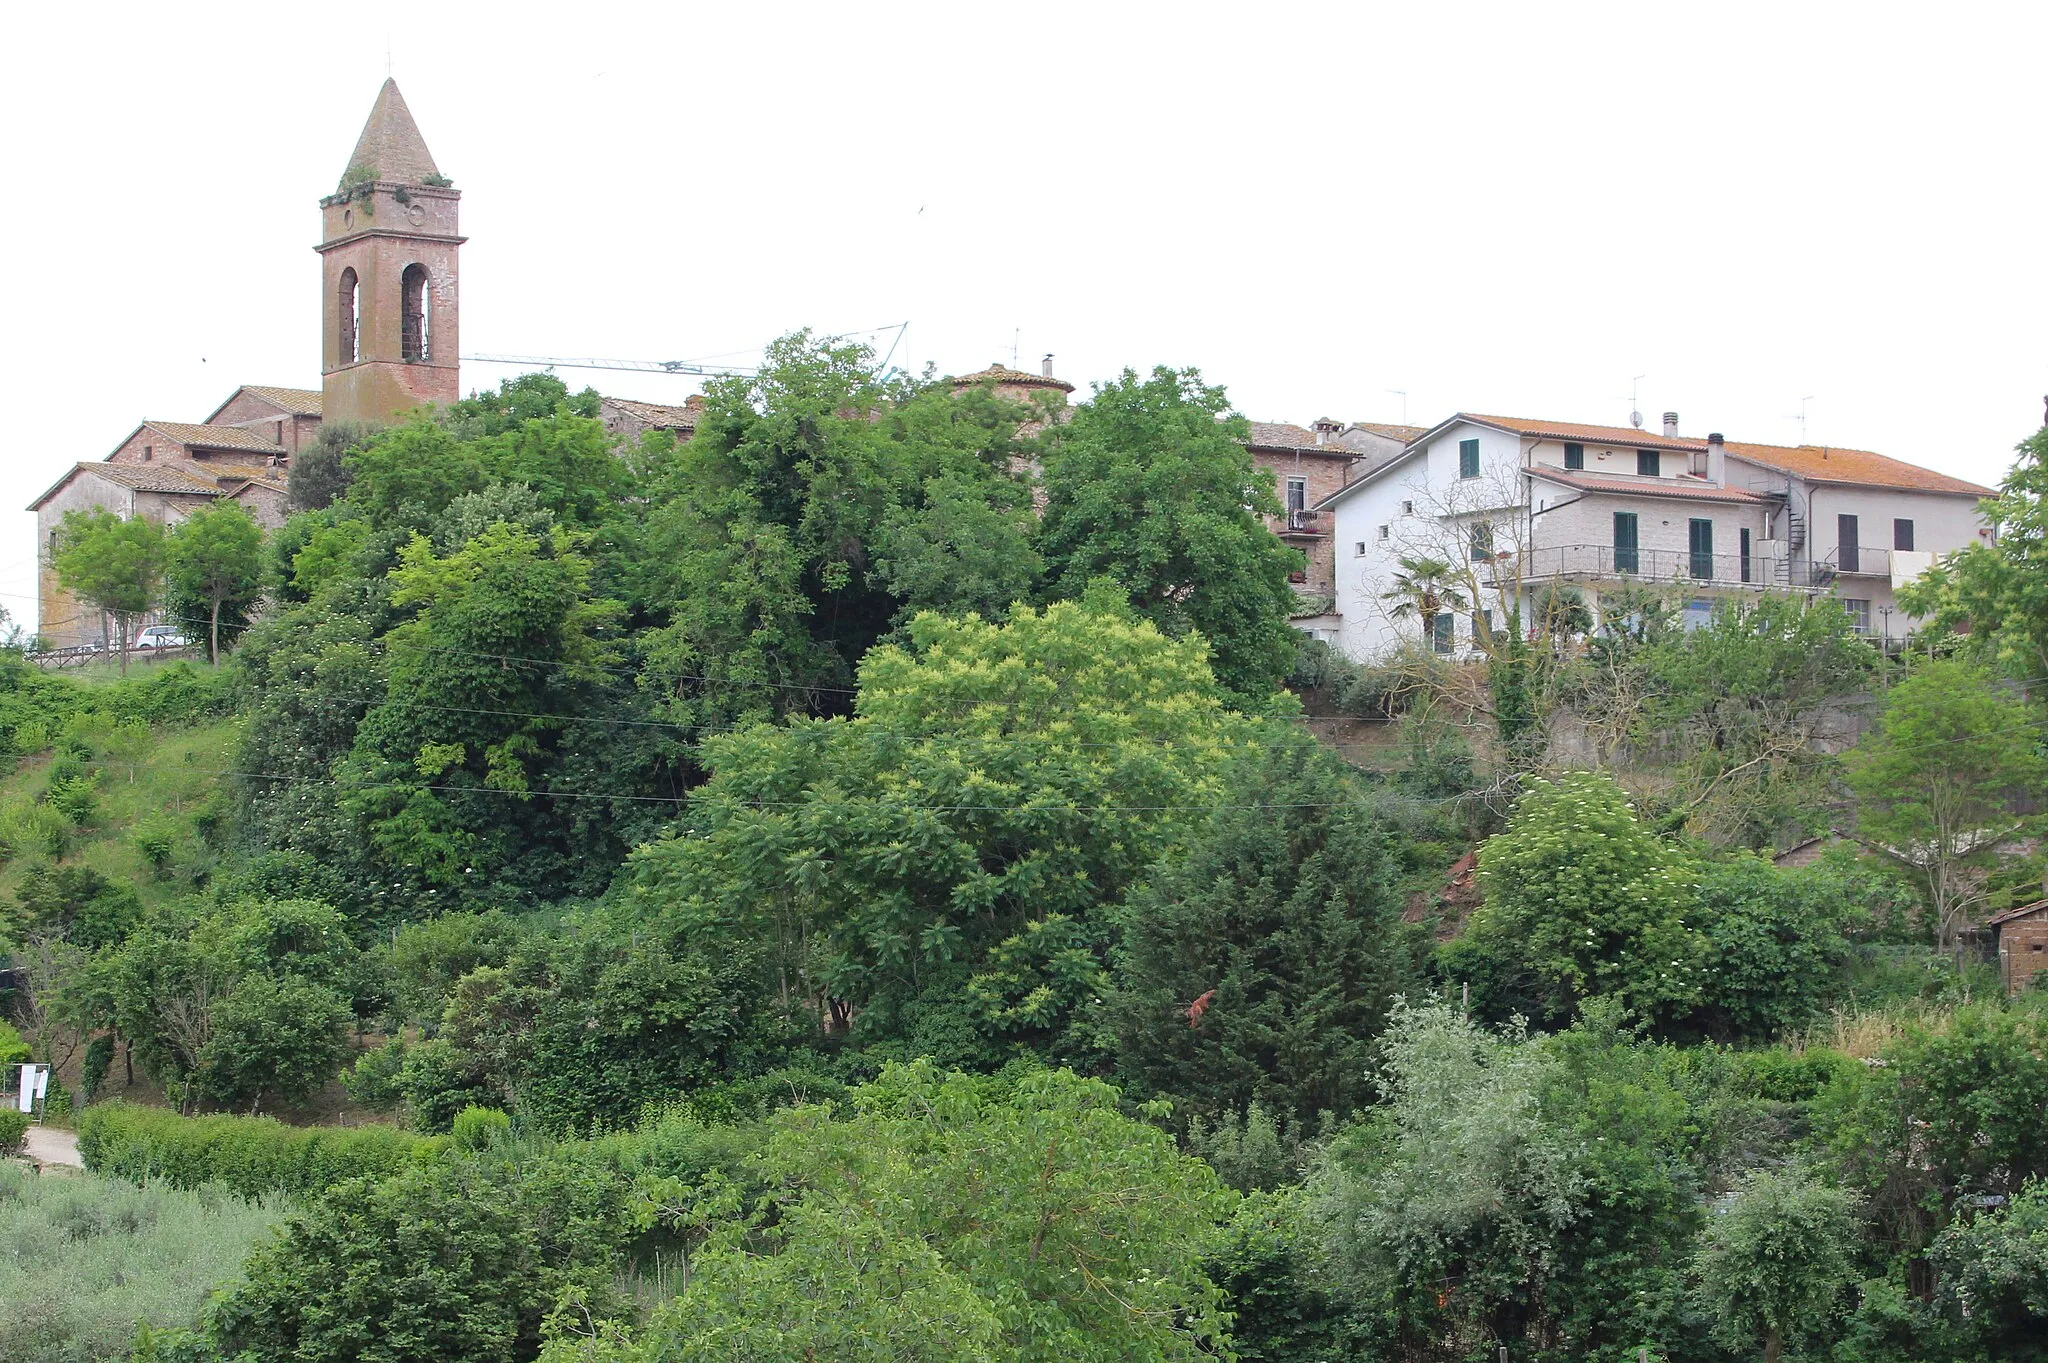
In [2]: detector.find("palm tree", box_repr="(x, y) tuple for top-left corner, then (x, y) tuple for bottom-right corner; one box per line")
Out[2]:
(1380, 556), (1469, 645)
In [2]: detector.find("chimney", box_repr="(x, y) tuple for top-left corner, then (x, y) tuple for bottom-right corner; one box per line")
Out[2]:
(1662, 411), (1680, 438)
(1706, 432), (1726, 484)
(1042, 354), (1055, 379)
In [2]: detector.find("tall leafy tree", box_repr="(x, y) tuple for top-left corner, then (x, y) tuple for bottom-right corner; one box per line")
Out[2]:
(1112, 727), (1409, 1127)
(1845, 659), (2046, 949)
(1442, 770), (1706, 1027)
(625, 596), (1242, 1063)
(53, 507), (165, 672)
(1036, 366), (1303, 702)
(164, 500), (265, 661)
(1692, 1166), (1863, 1363)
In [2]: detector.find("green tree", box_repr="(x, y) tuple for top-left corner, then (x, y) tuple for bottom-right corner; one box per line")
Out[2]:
(1692, 1166), (1862, 1363)
(1818, 1006), (2048, 1264)
(625, 597), (1242, 1062)
(1443, 771), (1706, 1027)
(344, 416), (487, 531)
(1846, 659), (2046, 949)
(104, 898), (359, 1112)
(164, 500), (265, 661)
(1313, 999), (1585, 1354)
(195, 973), (353, 1112)
(634, 333), (1039, 740)
(287, 420), (371, 512)
(53, 507), (165, 673)
(1899, 422), (2048, 675)
(1112, 727), (1409, 1127)
(336, 521), (652, 904)
(1036, 365), (1302, 701)
(1687, 853), (1865, 1042)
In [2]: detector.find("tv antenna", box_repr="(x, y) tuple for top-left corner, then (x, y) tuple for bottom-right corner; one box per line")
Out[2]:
(1386, 389), (1408, 424)
(1010, 328), (1020, 369)
(1627, 375), (1647, 429)
(1786, 395), (1816, 443)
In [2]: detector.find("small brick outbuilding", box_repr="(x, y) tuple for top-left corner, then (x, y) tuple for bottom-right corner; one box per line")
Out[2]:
(1989, 899), (2048, 996)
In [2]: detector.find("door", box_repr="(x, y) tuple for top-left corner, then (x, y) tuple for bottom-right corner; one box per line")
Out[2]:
(1689, 518), (1714, 579)
(1613, 512), (1639, 574)
(1739, 528), (1752, 583)
(1838, 514), (1859, 573)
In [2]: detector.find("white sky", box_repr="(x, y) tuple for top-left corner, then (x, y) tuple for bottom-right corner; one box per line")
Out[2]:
(5, 1), (2044, 632)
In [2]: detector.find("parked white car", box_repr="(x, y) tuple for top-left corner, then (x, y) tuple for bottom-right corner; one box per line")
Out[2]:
(133, 625), (189, 650)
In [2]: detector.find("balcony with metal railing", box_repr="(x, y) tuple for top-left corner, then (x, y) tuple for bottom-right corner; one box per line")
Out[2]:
(1276, 509), (1328, 538)
(1492, 544), (1841, 591)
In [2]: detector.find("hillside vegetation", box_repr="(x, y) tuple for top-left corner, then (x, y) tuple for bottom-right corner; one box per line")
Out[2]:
(4, 348), (2047, 1362)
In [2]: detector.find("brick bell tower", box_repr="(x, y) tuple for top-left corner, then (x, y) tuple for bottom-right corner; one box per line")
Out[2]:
(319, 79), (464, 426)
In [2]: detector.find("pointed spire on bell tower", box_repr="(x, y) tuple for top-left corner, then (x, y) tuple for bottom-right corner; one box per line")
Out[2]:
(340, 78), (442, 187)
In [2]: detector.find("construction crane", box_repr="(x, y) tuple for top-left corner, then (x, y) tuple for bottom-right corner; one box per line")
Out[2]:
(461, 322), (911, 385)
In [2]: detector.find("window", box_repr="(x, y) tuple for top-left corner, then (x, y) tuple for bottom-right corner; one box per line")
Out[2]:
(1740, 527), (1752, 583)
(1894, 518), (1915, 551)
(1355, 541), (1368, 557)
(1285, 477), (1307, 513)
(1472, 609), (1493, 644)
(1689, 518), (1714, 579)
(401, 263), (430, 362)
(1458, 438), (1480, 479)
(1613, 511), (1640, 574)
(142, 445), (153, 463)
(1563, 442), (1584, 470)
(1838, 514), (1860, 573)
(1844, 598), (1872, 633)
(1377, 524), (1390, 540)
(338, 266), (360, 364)
(1431, 613), (1454, 654)
(1401, 500), (1415, 515)
(1469, 522), (1493, 561)
(1636, 449), (1661, 477)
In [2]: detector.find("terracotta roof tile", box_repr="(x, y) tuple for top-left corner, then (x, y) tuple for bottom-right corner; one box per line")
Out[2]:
(1723, 440), (1993, 496)
(1530, 469), (1769, 504)
(1463, 413), (1707, 452)
(142, 421), (286, 454)
(1347, 421), (1430, 443)
(234, 386), (324, 416)
(949, 364), (1076, 395)
(603, 396), (704, 431)
(1246, 421), (1355, 455)
(29, 460), (227, 509)
(1988, 898), (2048, 926)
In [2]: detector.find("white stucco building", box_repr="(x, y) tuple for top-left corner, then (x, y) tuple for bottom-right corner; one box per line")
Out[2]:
(1317, 411), (1995, 660)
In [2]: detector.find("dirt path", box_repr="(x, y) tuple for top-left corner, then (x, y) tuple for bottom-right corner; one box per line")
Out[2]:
(22, 1124), (80, 1168)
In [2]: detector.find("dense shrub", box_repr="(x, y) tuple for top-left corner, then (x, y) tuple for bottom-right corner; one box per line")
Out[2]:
(77, 1102), (439, 1199)
(0, 1109), (28, 1156)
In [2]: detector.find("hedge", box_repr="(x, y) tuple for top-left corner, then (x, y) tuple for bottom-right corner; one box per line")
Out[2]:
(77, 1102), (442, 1199)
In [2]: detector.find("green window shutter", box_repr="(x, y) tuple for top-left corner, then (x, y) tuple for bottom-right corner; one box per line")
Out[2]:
(1459, 439), (1480, 478)
(1613, 512), (1639, 573)
(1563, 443), (1584, 470)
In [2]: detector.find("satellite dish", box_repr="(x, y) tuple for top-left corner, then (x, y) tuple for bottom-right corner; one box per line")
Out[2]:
(1629, 411), (1644, 428)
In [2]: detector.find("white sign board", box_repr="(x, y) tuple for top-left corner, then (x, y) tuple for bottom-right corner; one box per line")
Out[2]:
(16, 1064), (48, 1114)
